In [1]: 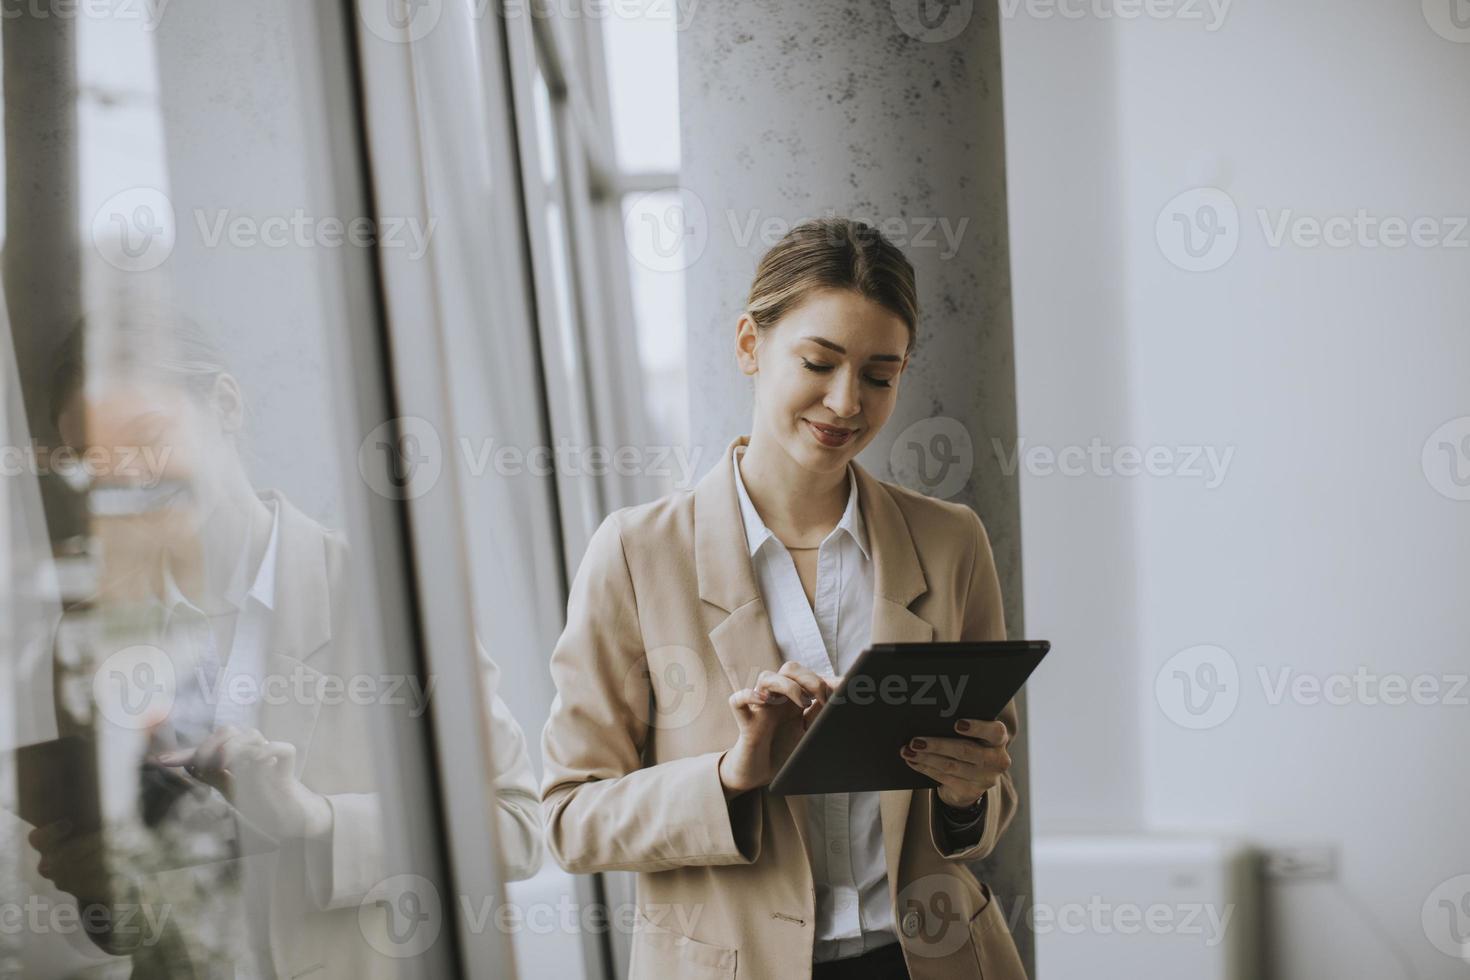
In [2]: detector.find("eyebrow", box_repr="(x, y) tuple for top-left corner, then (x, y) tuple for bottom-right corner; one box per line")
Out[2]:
(802, 336), (904, 363)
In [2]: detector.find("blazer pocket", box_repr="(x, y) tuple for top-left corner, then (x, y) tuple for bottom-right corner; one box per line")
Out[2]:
(630, 924), (737, 980)
(968, 882), (1028, 980)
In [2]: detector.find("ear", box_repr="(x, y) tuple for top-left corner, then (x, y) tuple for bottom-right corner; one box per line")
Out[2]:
(209, 374), (246, 435)
(735, 313), (762, 377)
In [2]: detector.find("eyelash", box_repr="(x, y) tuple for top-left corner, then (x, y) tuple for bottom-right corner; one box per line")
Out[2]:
(801, 359), (893, 388)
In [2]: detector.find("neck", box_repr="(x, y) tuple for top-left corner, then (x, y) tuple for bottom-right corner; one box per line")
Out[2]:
(169, 475), (272, 614)
(738, 432), (850, 545)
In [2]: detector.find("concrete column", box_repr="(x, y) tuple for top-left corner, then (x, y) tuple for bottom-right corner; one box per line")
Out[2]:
(678, 2), (1034, 972)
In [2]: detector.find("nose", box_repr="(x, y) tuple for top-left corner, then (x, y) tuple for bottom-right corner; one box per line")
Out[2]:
(823, 368), (862, 420)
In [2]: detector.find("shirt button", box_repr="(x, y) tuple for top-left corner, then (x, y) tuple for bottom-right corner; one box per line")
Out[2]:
(836, 897), (852, 912)
(901, 910), (922, 937)
(828, 840), (843, 855)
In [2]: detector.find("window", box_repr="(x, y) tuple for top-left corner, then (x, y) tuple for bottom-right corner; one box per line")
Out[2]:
(3, 4), (457, 975)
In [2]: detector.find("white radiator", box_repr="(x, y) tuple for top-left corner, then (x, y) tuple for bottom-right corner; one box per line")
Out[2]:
(1031, 835), (1260, 980)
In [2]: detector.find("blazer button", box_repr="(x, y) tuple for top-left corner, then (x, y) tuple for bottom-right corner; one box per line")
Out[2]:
(900, 910), (922, 938)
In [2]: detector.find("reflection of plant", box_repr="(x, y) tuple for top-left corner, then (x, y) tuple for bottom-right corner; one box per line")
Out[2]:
(113, 785), (259, 976)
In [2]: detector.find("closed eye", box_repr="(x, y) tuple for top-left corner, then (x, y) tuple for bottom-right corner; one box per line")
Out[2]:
(801, 359), (893, 388)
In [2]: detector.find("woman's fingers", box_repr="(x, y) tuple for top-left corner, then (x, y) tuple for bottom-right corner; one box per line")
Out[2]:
(904, 739), (1010, 775)
(953, 718), (1009, 747)
(777, 661), (835, 704)
(754, 670), (812, 707)
(28, 819), (74, 854)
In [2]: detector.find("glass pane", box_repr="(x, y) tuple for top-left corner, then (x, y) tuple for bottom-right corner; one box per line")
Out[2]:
(620, 190), (690, 463)
(1, 4), (451, 977)
(527, 58), (602, 556)
(600, 8), (681, 173)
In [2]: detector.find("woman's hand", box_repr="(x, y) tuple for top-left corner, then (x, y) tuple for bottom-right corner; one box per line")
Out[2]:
(900, 717), (1011, 809)
(718, 661), (838, 797)
(154, 725), (333, 840)
(30, 821), (118, 907)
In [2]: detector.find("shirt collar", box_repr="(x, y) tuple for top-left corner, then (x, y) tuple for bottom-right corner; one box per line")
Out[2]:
(732, 445), (870, 561)
(159, 499), (281, 616)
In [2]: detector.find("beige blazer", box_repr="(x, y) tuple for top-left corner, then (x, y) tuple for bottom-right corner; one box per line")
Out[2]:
(541, 435), (1027, 980)
(57, 493), (543, 979)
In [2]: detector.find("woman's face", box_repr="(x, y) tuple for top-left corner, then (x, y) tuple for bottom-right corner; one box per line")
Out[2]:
(738, 288), (910, 477)
(57, 376), (241, 569)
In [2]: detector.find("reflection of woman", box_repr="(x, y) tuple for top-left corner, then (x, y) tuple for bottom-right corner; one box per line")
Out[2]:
(30, 310), (541, 978)
(541, 219), (1026, 980)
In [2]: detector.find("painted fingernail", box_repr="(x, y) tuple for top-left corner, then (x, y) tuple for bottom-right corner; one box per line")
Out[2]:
(956, 720), (971, 732)
(911, 738), (927, 749)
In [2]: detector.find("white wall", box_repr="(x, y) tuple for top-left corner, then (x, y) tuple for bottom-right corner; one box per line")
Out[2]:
(1003, 1), (1470, 977)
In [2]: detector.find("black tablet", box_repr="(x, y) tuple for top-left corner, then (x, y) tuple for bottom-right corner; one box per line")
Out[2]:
(768, 640), (1049, 796)
(15, 734), (103, 832)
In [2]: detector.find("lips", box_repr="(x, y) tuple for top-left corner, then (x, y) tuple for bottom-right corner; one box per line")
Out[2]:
(805, 420), (856, 448)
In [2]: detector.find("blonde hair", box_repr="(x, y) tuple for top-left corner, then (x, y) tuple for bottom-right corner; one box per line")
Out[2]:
(744, 217), (919, 354)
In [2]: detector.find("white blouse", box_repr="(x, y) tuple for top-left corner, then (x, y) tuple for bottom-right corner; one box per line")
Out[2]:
(731, 446), (896, 962)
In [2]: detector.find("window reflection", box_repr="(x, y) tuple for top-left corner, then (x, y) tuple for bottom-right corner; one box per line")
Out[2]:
(1, 4), (455, 977)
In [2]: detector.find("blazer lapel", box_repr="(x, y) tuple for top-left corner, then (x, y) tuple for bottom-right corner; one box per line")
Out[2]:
(695, 438), (938, 880)
(695, 437), (787, 695)
(255, 492), (330, 764)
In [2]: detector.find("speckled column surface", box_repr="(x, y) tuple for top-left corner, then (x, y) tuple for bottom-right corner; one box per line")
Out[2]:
(675, 1), (1034, 974)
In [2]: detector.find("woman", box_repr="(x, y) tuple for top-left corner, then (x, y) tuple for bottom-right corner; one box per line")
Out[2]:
(29, 309), (543, 978)
(540, 218), (1027, 980)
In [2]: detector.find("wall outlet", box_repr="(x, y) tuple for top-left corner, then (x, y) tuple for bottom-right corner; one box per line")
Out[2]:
(1262, 845), (1338, 880)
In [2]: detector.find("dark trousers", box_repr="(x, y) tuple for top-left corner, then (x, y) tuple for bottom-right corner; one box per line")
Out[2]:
(812, 941), (912, 980)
